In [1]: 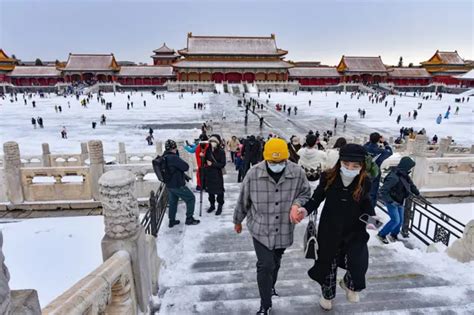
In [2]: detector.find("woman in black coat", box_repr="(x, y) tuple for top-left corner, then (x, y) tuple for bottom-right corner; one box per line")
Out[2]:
(302, 144), (374, 311)
(204, 136), (226, 215)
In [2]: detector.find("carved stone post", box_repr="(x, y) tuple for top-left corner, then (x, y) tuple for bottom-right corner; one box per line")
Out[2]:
(42, 143), (51, 167)
(80, 142), (88, 165)
(3, 142), (24, 204)
(412, 135), (428, 188)
(437, 138), (451, 157)
(0, 231), (11, 315)
(118, 142), (127, 164)
(99, 170), (152, 314)
(88, 140), (104, 201)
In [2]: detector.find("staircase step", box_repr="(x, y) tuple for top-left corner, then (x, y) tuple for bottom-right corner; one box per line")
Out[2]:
(158, 285), (474, 315)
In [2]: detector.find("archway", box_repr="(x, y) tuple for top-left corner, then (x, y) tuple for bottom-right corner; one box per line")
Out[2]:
(71, 74), (81, 82)
(243, 72), (255, 82)
(96, 74), (106, 82)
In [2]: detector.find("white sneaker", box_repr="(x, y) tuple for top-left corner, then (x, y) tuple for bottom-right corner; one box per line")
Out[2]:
(339, 280), (360, 303)
(319, 296), (333, 311)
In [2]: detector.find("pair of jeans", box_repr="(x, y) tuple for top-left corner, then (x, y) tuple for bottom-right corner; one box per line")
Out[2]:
(379, 203), (404, 237)
(230, 151), (236, 163)
(167, 186), (196, 221)
(252, 238), (286, 309)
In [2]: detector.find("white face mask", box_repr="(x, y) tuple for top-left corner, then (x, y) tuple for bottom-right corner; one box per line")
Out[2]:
(340, 165), (360, 178)
(211, 142), (218, 148)
(267, 162), (286, 173)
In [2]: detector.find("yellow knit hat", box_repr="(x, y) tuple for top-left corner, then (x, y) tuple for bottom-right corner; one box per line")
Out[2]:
(263, 138), (290, 161)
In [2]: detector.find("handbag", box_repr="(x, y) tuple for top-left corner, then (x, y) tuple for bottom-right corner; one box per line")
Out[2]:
(304, 211), (319, 260)
(210, 150), (227, 175)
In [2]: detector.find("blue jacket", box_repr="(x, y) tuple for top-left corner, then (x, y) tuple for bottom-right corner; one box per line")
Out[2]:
(363, 142), (393, 167)
(163, 150), (189, 189)
(184, 143), (197, 154)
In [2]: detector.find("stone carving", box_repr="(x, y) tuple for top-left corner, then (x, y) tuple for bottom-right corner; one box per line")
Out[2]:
(3, 142), (21, 168)
(446, 220), (474, 263)
(99, 170), (140, 239)
(0, 231), (11, 315)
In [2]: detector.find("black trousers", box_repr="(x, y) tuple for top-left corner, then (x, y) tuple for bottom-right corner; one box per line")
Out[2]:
(208, 193), (224, 206)
(402, 197), (413, 235)
(252, 238), (286, 309)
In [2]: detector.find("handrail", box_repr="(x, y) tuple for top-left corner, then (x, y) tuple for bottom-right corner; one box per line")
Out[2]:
(141, 183), (168, 237)
(376, 195), (466, 246)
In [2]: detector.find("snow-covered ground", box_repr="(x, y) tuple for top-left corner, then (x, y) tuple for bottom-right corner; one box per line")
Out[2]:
(252, 91), (473, 145)
(0, 216), (104, 307)
(0, 92), (212, 155)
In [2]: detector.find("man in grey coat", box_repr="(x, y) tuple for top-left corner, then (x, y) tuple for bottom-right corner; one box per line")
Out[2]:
(233, 138), (311, 315)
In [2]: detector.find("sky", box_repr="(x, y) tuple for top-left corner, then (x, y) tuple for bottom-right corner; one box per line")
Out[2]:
(0, 0), (472, 66)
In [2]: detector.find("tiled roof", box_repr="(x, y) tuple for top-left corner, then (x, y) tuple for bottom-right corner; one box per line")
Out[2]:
(388, 68), (431, 78)
(437, 51), (465, 65)
(8, 66), (61, 77)
(173, 60), (292, 69)
(153, 43), (175, 54)
(118, 66), (174, 77)
(180, 35), (286, 55)
(457, 69), (474, 80)
(340, 56), (387, 72)
(63, 54), (118, 71)
(289, 67), (340, 77)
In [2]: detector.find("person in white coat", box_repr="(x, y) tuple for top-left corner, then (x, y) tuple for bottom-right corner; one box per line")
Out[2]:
(297, 134), (327, 178)
(324, 137), (347, 170)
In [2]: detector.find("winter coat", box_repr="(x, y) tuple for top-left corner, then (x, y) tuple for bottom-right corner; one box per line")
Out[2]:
(297, 147), (326, 170)
(233, 161), (311, 249)
(325, 148), (340, 170)
(162, 150), (189, 189)
(243, 138), (262, 164)
(303, 172), (373, 291)
(227, 138), (240, 152)
(288, 143), (302, 163)
(363, 142), (393, 167)
(204, 147), (226, 194)
(379, 163), (419, 205)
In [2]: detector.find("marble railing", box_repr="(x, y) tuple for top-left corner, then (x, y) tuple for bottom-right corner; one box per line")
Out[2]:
(42, 251), (137, 315)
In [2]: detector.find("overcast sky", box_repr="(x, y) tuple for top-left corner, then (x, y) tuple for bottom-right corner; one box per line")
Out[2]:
(0, 0), (472, 66)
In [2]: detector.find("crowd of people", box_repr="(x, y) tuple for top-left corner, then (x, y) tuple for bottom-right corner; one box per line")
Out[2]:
(155, 120), (422, 314)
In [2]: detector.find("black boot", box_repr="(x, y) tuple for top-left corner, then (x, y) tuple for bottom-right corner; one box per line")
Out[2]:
(168, 220), (180, 228)
(215, 204), (223, 216)
(256, 306), (271, 314)
(207, 204), (216, 213)
(272, 287), (279, 297)
(185, 217), (201, 225)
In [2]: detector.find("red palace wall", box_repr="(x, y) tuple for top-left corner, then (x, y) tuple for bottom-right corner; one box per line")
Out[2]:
(387, 78), (431, 86)
(433, 76), (460, 85)
(295, 77), (341, 86)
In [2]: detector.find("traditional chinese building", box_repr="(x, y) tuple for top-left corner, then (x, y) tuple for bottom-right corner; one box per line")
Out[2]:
(421, 50), (470, 85)
(116, 66), (174, 86)
(7, 66), (62, 86)
(289, 67), (341, 86)
(151, 43), (180, 66)
(387, 67), (431, 86)
(173, 33), (292, 83)
(61, 53), (120, 82)
(337, 56), (388, 83)
(457, 69), (474, 87)
(0, 49), (17, 82)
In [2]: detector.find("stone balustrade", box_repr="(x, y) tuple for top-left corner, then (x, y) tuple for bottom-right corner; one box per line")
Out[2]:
(0, 141), (166, 208)
(20, 166), (92, 201)
(42, 251), (136, 315)
(43, 169), (160, 314)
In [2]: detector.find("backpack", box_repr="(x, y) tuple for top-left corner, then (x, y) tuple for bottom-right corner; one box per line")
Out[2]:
(365, 154), (380, 179)
(152, 154), (172, 183)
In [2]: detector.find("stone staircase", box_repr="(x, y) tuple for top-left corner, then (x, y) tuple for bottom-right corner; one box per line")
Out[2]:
(155, 169), (474, 314)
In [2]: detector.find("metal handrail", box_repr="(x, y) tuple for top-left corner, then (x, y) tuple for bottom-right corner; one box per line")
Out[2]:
(376, 195), (466, 246)
(141, 183), (168, 237)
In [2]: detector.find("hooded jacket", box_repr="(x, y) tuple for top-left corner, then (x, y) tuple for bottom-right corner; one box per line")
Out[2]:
(379, 157), (420, 205)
